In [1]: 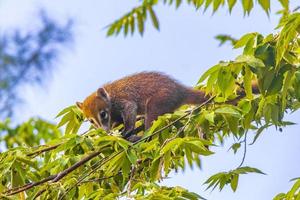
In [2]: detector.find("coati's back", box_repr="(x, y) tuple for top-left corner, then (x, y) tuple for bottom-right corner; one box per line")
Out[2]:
(104, 72), (205, 114)
(77, 71), (208, 139)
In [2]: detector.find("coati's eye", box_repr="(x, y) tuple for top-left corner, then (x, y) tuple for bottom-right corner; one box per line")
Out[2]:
(100, 110), (108, 119)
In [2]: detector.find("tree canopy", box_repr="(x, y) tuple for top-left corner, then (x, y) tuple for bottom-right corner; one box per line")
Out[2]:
(0, 1), (299, 200)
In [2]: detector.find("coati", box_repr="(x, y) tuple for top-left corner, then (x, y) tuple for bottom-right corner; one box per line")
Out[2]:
(76, 71), (258, 139)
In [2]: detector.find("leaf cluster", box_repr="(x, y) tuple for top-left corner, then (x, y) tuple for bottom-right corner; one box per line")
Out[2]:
(1, 4), (300, 200)
(106, 0), (288, 36)
(274, 178), (300, 200)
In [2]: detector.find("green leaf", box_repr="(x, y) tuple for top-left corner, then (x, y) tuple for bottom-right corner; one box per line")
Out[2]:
(204, 0), (213, 12)
(213, 0), (223, 13)
(224, 115), (239, 135)
(266, 72), (284, 95)
(130, 16), (135, 35)
(278, 0), (289, 9)
(238, 99), (252, 115)
(126, 149), (138, 165)
(217, 67), (235, 98)
(204, 111), (215, 123)
(258, 0), (270, 15)
(57, 112), (73, 128)
(56, 105), (76, 118)
(227, 0), (237, 13)
(230, 174), (239, 192)
(236, 55), (265, 68)
(230, 143), (241, 154)
(241, 0), (253, 15)
(286, 179), (300, 199)
(198, 64), (222, 83)
(215, 107), (242, 118)
(147, 6), (160, 30)
(123, 19), (129, 36)
(137, 11), (144, 35)
(250, 123), (271, 145)
(234, 166), (266, 175)
(243, 66), (253, 98)
(234, 33), (256, 49)
(161, 138), (183, 154)
(150, 158), (162, 181)
(176, 0), (183, 8)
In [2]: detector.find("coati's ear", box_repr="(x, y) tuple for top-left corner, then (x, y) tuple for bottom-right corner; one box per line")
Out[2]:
(97, 88), (110, 101)
(76, 102), (83, 110)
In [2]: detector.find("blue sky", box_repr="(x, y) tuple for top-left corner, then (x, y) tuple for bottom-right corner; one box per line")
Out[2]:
(1, 0), (299, 199)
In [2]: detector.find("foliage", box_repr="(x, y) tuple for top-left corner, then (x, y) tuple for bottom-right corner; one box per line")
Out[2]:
(0, 11), (73, 119)
(0, 6), (299, 199)
(204, 166), (265, 192)
(0, 1), (299, 200)
(273, 178), (300, 200)
(106, 0), (289, 36)
(0, 118), (61, 149)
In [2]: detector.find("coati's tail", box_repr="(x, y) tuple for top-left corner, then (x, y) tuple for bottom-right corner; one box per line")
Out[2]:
(184, 89), (210, 105)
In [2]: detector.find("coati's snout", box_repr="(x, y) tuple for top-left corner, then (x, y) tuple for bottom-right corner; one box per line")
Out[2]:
(76, 87), (112, 132)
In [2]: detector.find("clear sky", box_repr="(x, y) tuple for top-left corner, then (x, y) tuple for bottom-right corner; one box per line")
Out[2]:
(0, 0), (299, 199)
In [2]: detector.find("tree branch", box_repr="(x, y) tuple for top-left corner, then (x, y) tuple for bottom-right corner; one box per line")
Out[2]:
(27, 144), (61, 157)
(5, 151), (101, 196)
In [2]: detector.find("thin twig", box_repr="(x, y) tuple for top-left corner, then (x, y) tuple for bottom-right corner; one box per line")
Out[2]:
(161, 107), (196, 148)
(33, 189), (46, 200)
(27, 144), (61, 157)
(237, 132), (248, 168)
(127, 166), (136, 196)
(52, 151), (101, 182)
(5, 175), (56, 196)
(5, 151), (101, 196)
(27, 130), (90, 157)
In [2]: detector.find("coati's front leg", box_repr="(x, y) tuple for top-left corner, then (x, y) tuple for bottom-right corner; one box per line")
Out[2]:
(120, 100), (138, 139)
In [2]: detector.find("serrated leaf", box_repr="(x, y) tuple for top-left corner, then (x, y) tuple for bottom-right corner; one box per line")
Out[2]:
(150, 158), (162, 181)
(250, 123), (271, 145)
(230, 143), (241, 154)
(278, 0), (289, 9)
(57, 112), (73, 128)
(148, 6), (159, 30)
(215, 107), (242, 118)
(137, 11), (144, 35)
(161, 138), (183, 154)
(258, 0), (270, 15)
(234, 33), (256, 49)
(244, 66), (253, 98)
(227, 0), (237, 13)
(234, 166), (266, 175)
(126, 149), (138, 165)
(230, 174), (239, 192)
(242, 0), (253, 15)
(55, 106), (76, 118)
(204, 111), (214, 123)
(198, 64), (222, 83)
(236, 55), (265, 68)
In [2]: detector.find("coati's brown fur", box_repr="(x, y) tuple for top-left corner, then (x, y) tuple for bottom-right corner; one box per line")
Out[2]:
(76, 72), (258, 139)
